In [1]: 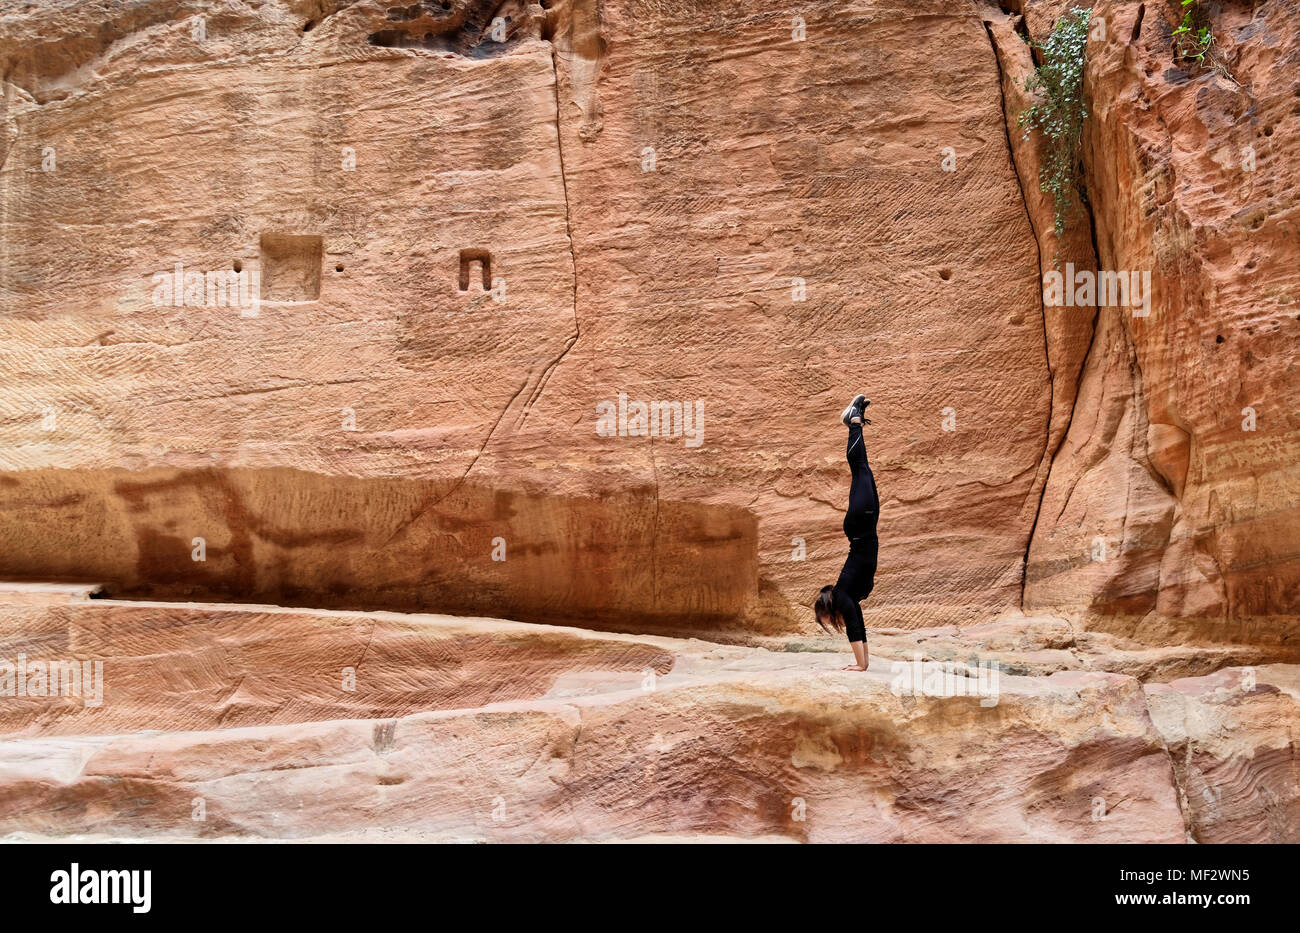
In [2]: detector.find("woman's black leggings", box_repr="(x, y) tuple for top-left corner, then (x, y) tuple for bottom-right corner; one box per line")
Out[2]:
(833, 421), (879, 643)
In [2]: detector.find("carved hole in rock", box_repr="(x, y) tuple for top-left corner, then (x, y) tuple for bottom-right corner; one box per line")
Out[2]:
(1131, 4), (1144, 42)
(335, 263), (345, 273)
(459, 248), (492, 290)
(260, 234), (323, 301)
(303, 20), (315, 32)
(939, 268), (952, 281)
(1216, 334), (1225, 344)
(232, 259), (243, 273)
(1264, 126), (1275, 137)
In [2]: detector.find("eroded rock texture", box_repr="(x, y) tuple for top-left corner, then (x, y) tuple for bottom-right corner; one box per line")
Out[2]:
(0, 595), (1197, 843)
(1147, 664), (1300, 843)
(4, 0), (1293, 637)
(2, 0), (1056, 633)
(0, 0), (1298, 844)
(1021, 0), (1300, 626)
(2, 592), (1297, 842)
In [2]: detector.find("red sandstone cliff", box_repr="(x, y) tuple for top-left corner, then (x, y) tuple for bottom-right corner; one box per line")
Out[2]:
(0, 0), (1297, 844)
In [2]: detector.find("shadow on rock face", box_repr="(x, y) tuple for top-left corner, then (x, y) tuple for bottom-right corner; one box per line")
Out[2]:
(0, 466), (759, 634)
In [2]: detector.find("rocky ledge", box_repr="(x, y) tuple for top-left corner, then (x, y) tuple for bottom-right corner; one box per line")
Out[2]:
(0, 589), (1294, 843)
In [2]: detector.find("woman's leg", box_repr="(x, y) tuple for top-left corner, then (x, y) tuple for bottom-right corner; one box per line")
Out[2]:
(834, 548), (872, 669)
(843, 421), (879, 540)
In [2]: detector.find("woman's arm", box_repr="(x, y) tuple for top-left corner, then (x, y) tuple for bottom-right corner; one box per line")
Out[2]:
(835, 590), (869, 671)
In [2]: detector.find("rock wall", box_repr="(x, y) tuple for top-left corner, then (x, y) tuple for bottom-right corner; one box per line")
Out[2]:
(1020, 0), (1300, 629)
(1, 0), (1053, 632)
(0, 0), (1296, 639)
(0, 467), (759, 629)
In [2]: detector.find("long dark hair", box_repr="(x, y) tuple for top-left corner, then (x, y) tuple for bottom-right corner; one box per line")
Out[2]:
(813, 585), (842, 632)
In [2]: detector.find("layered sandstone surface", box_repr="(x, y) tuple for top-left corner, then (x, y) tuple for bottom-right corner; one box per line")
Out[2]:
(0, 592), (1296, 843)
(1, 0), (1298, 844)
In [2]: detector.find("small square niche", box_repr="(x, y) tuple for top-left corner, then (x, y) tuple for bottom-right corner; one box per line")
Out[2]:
(260, 234), (323, 301)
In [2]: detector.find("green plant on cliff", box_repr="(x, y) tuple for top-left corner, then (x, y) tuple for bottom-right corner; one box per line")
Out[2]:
(1173, 0), (1220, 72)
(1017, 8), (1091, 237)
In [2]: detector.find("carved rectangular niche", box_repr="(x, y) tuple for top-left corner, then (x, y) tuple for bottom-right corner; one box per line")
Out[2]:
(260, 233), (323, 301)
(459, 249), (491, 291)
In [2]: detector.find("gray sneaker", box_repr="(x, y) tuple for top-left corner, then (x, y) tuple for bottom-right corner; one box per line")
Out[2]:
(841, 394), (869, 425)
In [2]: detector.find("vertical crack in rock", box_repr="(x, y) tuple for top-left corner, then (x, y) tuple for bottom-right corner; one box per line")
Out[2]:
(354, 617), (380, 675)
(1145, 690), (1200, 843)
(981, 7), (1113, 611)
(519, 40), (582, 425)
(1039, 295), (1104, 521)
(979, 17), (1055, 608)
(382, 374), (530, 546)
(649, 435), (661, 609)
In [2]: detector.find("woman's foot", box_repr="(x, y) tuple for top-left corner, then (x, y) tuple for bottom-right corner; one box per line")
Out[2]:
(840, 394), (870, 426)
(841, 663), (867, 671)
